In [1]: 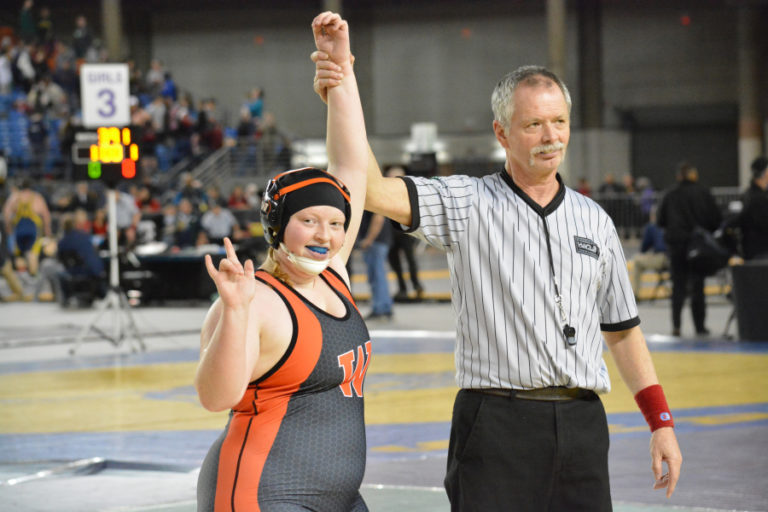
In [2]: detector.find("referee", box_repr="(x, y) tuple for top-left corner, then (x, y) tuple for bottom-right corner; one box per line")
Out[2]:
(313, 28), (682, 512)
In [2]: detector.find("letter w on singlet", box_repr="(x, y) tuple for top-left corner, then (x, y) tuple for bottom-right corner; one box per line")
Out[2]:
(337, 341), (372, 397)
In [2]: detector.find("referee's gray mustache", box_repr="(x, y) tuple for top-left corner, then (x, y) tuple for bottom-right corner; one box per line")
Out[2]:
(531, 142), (565, 155)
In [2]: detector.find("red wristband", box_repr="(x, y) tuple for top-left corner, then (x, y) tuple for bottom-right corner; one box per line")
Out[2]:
(634, 384), (674, 431)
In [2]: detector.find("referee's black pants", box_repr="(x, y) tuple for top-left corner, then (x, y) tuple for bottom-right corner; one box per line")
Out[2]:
(444, 389), (612, 512)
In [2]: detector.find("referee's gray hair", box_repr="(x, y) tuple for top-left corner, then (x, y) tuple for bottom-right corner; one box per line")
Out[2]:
(491, 65), (572, 130)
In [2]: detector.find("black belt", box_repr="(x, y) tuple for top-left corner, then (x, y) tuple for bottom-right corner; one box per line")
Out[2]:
(471, 387), (593, 401)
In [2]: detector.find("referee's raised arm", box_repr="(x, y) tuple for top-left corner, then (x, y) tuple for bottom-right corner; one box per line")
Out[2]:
(311, 52), (413, 229)
(364, 146), (412, 228)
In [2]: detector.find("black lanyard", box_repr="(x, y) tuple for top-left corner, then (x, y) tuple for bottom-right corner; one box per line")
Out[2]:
(541, 216), (577, 347)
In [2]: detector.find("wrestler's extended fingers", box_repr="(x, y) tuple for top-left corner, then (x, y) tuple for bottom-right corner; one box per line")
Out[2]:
(217, 257), (234, 273)
(204, 254), (218, 280)
(243, 258), (255, 277)
(223, 237), (238, 262)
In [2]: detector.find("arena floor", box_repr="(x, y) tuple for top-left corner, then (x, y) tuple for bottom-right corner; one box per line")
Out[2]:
(1, 250), (767, 512)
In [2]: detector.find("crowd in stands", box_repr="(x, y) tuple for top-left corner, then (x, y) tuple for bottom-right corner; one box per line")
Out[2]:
(1, 2), (292, 183)
(0, 2), (299, 304)
(0, 168), (269, 304)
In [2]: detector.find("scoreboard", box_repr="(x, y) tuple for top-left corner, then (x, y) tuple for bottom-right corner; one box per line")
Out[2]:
(72, 126), (140, 186)
(75, 63), (137, 187)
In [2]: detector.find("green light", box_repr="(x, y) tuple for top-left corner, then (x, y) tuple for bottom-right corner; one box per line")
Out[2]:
(88, 161), (102, 179)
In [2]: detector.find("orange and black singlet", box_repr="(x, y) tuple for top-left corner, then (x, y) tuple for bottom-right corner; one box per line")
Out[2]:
(197, 268), (372, 512)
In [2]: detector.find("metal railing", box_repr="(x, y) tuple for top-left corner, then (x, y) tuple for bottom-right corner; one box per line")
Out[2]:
(592, 188), (742, 237)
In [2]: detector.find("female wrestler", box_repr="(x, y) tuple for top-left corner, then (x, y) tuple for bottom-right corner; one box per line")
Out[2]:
(195, 12), (370, 512)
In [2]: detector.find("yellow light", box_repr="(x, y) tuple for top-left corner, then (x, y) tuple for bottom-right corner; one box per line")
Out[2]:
(129, 143), (139, 161)
(90, 145), (99, 162)
(122, 127), (131, 145)
(97, 127), (123, 163)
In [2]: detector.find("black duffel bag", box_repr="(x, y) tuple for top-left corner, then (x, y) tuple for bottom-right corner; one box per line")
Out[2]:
(686, 226), (730, 276)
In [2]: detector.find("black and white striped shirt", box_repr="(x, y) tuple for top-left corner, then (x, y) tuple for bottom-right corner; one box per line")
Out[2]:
(401, 171), (639, 393)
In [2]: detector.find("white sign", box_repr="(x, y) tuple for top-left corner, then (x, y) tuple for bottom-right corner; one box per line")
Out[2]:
(80, 63), (130, 128)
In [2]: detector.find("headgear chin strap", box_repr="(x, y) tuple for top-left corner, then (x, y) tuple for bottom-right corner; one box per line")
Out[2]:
(260, 167), (351, 249)
(278, 243), (330, 276)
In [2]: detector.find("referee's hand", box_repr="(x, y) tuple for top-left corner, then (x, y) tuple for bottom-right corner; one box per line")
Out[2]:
(650, 426), (682, 497)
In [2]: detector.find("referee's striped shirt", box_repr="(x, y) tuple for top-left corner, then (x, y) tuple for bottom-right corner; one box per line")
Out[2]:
(400, 170), (640, 393)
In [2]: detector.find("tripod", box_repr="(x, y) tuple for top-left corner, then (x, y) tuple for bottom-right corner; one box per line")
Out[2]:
(70, 189), (145, 355)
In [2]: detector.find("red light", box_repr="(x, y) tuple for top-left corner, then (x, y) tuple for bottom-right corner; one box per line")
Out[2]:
(680, 14), (691, 26)
(121, 159), (136, 179)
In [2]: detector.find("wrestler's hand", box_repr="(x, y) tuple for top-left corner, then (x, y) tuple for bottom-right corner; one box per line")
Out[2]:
(650, 426), (682, 498)
(312, 11), (350, 68)
(204, 237), (256, 310)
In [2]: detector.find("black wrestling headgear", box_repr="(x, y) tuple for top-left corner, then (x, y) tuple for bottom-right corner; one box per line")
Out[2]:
(260, 167), (351, 248)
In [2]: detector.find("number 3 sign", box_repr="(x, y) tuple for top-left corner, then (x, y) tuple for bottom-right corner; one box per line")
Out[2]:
(80, 63), (130, 128)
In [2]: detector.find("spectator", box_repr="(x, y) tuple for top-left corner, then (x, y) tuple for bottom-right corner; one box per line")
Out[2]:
(244, 183), (260, 208)
(27, 111), (48, 175)
(114, 189), (141, 248)
(145, 58), (165, 96)
(136, 185), (161, 213)
(657, 162), (722, 337)
(72, 15), (92, 60)
(13, 43), (36, 92)
(36, 6), (54, 50)
(56, 212), (105, 307)
(173, 172), (208, 211)
(91, 208), (107, 237)
(34, 225), (64, 302)
(576, 176), (592, 197)
(200, 201), (240, 245)
(30, 43), (48, 78)
(0, 42), (13, 94)
(636, 176), (656, 224)
(52, 54), (78, 106)
(173, 198), (201, 249)
(385, 164), (424, 301)
(738, 156), (768, 260)
(160, 72), (177, 101)
(28, 73), (67, 117)
(204, 184), (226, 208)
(247, 86), (264, 125)
(145, 94), (167, 135)
(597, 173), (626, 195)
(160, 203), (177, 245)
(197, 97), (223, 150)
(0, 150), (7, 188)
(358, 210), (394, 321)
(62, 181), (101, 213)
(260, 111), (292, 174)
(227, 184), (249, 210)
(630, 207), (668, 300)
(18, 1), (36, 44)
